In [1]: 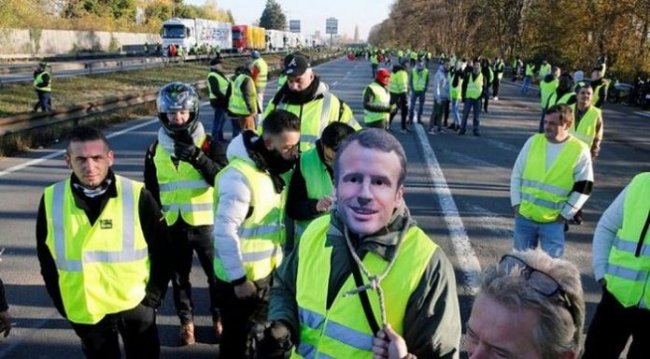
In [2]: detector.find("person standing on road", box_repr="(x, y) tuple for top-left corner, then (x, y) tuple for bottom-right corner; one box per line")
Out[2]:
(228, 66), (258, 138)
(37, 125), (172, 358)
(388, 63), (409, 132)
(0, 278), (10, 338)
(408, 60), (429, 127)
(429, 59), (450, 134)
(448, 61), (465, 131)
(538, 60), (552, 82)
(363, 68), (393, 130)
(250, 51), (269, 124)
(583, 172), (650, 359)
(460, 60), (484, 136)
(261, 129), (462, 358)
(286, 122), (355, 242)
(539, 66), (561, 112)
(466, 249), (585, 359)
(512, 56), (523, 82)
(570, 85), (604, 159)
(144, 83), (228, 346)
(492, 56), (505, 100)
(539, 73), (577, 133)
(33, 62), (52, 112)
(370, 51), (379, 78)
(213, 110), (300, 358)
(207, 57), (231, 142)
(590, 68), (609, 109)
(521, 60), (535, 95)
(263, 53), (359, 152)
(481, 58), (494, 113)
(510, 104), (593, 258)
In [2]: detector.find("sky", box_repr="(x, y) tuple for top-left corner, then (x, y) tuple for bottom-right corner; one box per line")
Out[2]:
(186, 0), (394, 41)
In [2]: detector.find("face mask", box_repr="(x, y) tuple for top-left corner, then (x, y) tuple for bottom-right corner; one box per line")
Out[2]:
(267, 149), (296, 175)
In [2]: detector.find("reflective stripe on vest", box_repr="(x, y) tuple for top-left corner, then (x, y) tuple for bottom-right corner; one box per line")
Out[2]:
(228, 74), (255, 116)
(605, 172), (650, 308)
(213, 159), (284, 282)
(207, 71), (230, 100)
(44, 176), (149, 324)
(570, 105), (601, 147)
(519, 134), (586, 223)
(153, 140), (214, 226)
(363, 82), (390, 123)
(466, 73), (483, 100)
(252, 58), (268, 89)
(411, 69), (428, 92)
(388, 70), (408, 94)
(34, 71), (51, 92)
(295, 147), (334, 238)
(294, 215), (437, 358)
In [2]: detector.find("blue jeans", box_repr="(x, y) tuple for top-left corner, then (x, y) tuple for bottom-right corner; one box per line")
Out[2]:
(461, 98), (481, 131)
(34, 91), (51, 112)
(513, 215), (565, 258)
(408, 91), (425, 122)
(211, 106), (227, 141)
(521, 75), (532, 94)
(450, 99), (461, 125)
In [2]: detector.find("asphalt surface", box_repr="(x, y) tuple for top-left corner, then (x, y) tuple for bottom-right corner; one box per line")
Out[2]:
(0, 56), (648, 358)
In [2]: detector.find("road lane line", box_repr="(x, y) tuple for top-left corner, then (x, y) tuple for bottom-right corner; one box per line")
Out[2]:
(413, 124), (482, 293)
(0, 118), (158, 179)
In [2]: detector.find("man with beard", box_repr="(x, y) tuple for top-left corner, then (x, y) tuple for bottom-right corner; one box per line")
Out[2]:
(262, 53), (360, 152)
(260, 129), (461, 358)
(213, 110), (300, 358)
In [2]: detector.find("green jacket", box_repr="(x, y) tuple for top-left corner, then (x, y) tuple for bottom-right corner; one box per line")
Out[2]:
(269, 206), (461, 358)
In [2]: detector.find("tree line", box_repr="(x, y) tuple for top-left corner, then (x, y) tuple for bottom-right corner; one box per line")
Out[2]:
(368, 0), (650, 81)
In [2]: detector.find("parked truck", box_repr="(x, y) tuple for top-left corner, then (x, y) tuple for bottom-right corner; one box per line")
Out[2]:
(232, 25), (266, 52)
(161, 18), (232, 56)
(265, 29), (286, 51)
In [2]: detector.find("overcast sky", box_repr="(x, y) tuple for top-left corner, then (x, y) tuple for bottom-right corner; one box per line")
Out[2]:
(186, 0), (393, 40)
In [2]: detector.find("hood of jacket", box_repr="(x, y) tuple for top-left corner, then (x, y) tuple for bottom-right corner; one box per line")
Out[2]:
(226, 131), (254, 164)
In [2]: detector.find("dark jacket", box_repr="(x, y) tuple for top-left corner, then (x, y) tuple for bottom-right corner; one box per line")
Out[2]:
(269, 206), (462, 358)
(0, 279), (7, 312)
(286, 141), (333, 221)
(36, 170), (173, 318)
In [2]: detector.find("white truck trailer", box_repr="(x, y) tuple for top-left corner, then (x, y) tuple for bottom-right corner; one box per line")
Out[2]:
(161, 18), (232, 56)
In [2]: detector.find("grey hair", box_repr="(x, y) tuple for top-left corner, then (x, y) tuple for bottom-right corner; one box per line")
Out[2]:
(478, 249), (585, 359)
(333, 128), (407, 187)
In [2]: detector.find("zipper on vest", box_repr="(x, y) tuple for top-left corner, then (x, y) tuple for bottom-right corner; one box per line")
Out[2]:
(634, 209), (650, 258)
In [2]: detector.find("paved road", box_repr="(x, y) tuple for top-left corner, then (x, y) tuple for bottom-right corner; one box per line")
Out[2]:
(0, 56), (648, 357)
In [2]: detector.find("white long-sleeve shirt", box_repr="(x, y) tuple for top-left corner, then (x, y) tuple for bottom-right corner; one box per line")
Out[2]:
(592, 186), (627, 280)
(510, 135), (594, 220)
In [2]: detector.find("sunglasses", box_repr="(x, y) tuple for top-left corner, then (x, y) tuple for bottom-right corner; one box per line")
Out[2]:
(499, 255), (578, 326)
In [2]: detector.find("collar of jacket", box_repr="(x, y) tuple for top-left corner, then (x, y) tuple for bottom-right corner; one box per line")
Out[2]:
(328, 204), (413, 261)
(281, 76), (326, 105)
(70, 169), (118, 205)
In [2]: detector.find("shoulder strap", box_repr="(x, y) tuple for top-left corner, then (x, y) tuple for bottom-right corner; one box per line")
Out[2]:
(345, 247), (381, 335)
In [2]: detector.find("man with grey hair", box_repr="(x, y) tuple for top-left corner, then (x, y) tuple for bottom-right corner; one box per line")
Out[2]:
(465, 249), (585, 359)
(260, 129), (461, 358)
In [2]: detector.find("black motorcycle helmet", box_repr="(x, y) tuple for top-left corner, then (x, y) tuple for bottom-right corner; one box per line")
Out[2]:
(156, 82), (200, 138)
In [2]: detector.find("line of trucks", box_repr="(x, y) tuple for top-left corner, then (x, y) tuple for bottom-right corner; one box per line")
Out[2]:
(161, 18), (322, 56)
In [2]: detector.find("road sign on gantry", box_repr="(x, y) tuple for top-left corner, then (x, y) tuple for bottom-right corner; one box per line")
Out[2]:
(290, 20), (301, 33)
(326, 17), (338, 35)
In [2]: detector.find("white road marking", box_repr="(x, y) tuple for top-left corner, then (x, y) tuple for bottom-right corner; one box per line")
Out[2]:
(634, 111), (650, 118)
(0, 118), (158, 179)
(413, 124), (482, 293)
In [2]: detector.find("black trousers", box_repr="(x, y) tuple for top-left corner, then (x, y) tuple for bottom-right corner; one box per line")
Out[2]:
(388, 92), (408, 130)
(492, 78), (501, 97)
(169, 223), (220, 324)
(70, 303), (159, 359)
(430, 99), (450, 129)
(216, 276), (271, 358)
(583, 289), (650, 359)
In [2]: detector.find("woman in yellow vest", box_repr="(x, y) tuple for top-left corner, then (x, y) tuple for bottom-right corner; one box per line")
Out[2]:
(144, 82), (228, 345)
(37, 125), (173, 358)
(584, 172), (650, 358)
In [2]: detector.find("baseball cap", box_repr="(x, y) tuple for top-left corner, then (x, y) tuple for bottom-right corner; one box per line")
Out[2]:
(284, 53), (310, 76)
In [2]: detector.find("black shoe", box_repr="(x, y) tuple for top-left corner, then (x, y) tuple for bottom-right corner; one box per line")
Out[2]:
(473, 130), (480, 136)
(458, 129), (466, 135)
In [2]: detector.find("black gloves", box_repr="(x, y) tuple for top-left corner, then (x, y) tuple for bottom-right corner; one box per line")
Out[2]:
(174, 141), (201, 163)
(256, 321), (293, 359)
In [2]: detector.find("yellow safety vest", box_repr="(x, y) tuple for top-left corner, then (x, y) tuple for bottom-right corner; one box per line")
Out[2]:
(228, 73), (256, 116)
(411, 68), (429, 92)
(570, 105), (601, 147)
(388, 70), (408, 94)
(153, 140), (214, 226)
(293, 215), (438, 358)
(264, 93), (360, 152)
(370, 55), (378, 65)
(540, 79), (559, 109)
(34, 71), (51, 92)
(295, 147), (334, 238)
(525, 64), (535, 77)
(363, 82), (390, 124)
(592, 81), (609, 107)
(546, 92), (575, 109)
(605, 172), (650, 309)
(44, 176), (149, 324)
(252, 58), (268, 90)
(449, 73), (463, 100)
(277, 73), (288, 91)
(466, 73), (484, 100)
(539, 64), (551, 79)
(213, 158), (285, 282)
(207, 71), (230, 101)
(520, 134), (587, 223)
